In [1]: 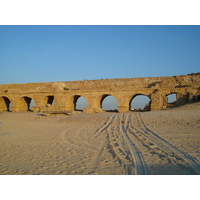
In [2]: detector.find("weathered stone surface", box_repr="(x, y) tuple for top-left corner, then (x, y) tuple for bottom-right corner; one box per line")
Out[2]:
(0, 74), (199, 113)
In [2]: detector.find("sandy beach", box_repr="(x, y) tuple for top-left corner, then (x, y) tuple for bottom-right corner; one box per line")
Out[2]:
(0, 102), (200, 175)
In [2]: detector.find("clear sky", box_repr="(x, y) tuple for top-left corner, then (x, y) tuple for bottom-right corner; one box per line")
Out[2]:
(0, 25), (199, 84)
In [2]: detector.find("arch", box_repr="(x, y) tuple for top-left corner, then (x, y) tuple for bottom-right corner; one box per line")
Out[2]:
(17, 96), (35, 111)
(0, 96), (12, 112)
(41, 95), (54, 106)
(166, 93), (177, 108)
(130, 94), (151, 111)
(66, 95), (88, 111)
(167, 93), (177, 103)
(100, 94), (118, 112)
(75, 96), (88, 111)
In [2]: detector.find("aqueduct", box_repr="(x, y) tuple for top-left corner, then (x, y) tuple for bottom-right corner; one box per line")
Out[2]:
(0, 74), (200, 113)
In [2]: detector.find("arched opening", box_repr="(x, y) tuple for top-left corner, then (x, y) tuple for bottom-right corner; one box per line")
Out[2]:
(17, 96), (35, 111)
(29, 99), (35, 110)
(74, 96), (88, 111)
(195, 87), (200, 101)
(167, 93), (177, 103)
(166, 93), (177, 108)
(0, 96), (12, 112)
(41, 95), (54, 106)
(130, 94), (151, 111)
(101, 95), (118, 112)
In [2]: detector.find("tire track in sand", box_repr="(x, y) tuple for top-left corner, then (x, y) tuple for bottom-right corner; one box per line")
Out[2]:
(86, 140), (107, 174)
(119, 114), (149, 175)
(89, 113), (148, 175)
(131, 112), (200, 175)
(87, 114), (116, 174)
(89, 114), (133, 174)
(90, 114), (116, 140)
(105, 114), (134, 175)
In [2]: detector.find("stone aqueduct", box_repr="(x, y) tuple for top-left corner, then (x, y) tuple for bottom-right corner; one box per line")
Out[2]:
(0, 74), (200, 113)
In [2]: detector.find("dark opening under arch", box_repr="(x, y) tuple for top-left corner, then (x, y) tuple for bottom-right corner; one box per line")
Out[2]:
(42, 95), (54, 106)
(0, 96), (12, 111)
(17, 96), (35, 111)
(196, 87), (200, 101)
(47, 96), (54, 105)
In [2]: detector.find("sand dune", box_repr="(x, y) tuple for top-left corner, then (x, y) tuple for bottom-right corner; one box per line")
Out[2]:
(0, 102), (200, 175)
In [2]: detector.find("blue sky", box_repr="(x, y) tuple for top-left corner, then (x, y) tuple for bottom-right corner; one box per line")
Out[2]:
(0, 25), (199, 84)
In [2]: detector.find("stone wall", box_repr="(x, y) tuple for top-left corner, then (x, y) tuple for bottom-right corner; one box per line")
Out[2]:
(0, 74), (199, 113)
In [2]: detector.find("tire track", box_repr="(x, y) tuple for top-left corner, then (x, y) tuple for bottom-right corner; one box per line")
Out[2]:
(89, 114), (136, 174)
(88, 114), (126, 174)
(60, 111), (199, 175)
(133, 112), (200, 175)
(119, 114), (149, 175)
(127, 113), (183, 174)
(90, 114), (116, 140)
(105, 114), (134, 175)
(89, 113), (149, 175)
(87, 140), (107, 174)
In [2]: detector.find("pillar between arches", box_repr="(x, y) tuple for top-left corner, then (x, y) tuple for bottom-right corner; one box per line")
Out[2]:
(83, 95), (103, 113)
(150, 91), (162, 110)
(116, 95), (130, 113)
(31, 96), (43, 112)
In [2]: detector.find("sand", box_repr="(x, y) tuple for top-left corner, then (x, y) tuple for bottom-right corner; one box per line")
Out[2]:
(0, 102), (200, 175)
